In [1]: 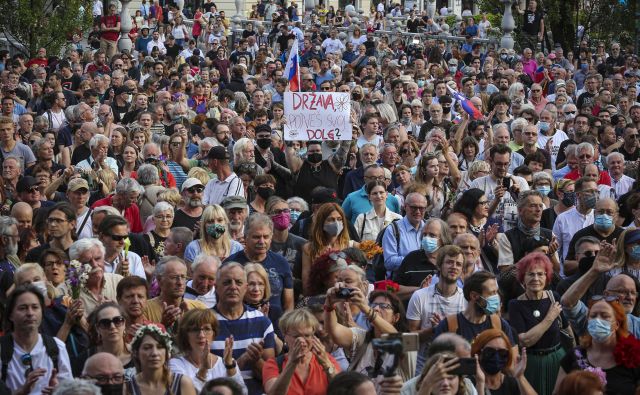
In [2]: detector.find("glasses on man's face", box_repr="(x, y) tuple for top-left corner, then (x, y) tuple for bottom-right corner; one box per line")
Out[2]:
(188, 327), (215, 335)
(44, 260), (65, 268)
(85, 374), (125, 385)
(167, 274), (187, 282)
(187, 186), (204, 194)
(407, 205), (427, 212)
(592, 295), (620, 303)
(109, 234), (128, 241)
(47, 217), (67, 225)
(97, 316), (126, 330)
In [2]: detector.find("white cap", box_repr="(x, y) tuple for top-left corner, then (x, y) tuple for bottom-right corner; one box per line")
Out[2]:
(180, 178), (204, 192)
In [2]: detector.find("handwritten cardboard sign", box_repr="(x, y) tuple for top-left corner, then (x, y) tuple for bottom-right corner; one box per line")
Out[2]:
(284, 92), (352, 141)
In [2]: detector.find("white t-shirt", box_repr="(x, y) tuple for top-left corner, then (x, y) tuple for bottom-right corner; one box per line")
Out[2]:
(468, 174), (530, 232)
(76, 208), (93, 240)
(321, 37), (345, 55)
(169, 356), (247, 394)
(5, 336), (73, 395)
(537, 130), (569, 171)
(185, 279), (217, 308)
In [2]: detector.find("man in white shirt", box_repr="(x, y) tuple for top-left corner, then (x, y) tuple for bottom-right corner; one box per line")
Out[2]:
(97, 215), (147, 279)
(203, 146), (244, 205)
(147, 31), (167, 55)
(406, 245), (467, 374)
(537, 108), (568, 171)
(184, 254), (219, 308)
(3, 286), (73, 394)
(468, 145), (530, 232)
(356, 113), (383, 148)
(606, 152), (634, 199)
(76, 134), (119, 175)
(321, 29), (345, 55)
(553, 178), (597, 276)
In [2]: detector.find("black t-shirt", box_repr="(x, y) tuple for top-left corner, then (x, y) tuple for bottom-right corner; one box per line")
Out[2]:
(393, 249), (438, 287)
(165, 43), (183, 60)
(556, 138), (577, 166)
(560, 347), (640, 395)
(540, 206), (558, 230)
(522, 10), (543, 35)
(406, 18), (421, 33)
(516, 147), (552, 169)
(171, 209), (201, 233)
(61, 74), (81, 92)
(577, 91), (596, 109)
(270, 233), (307, 278)
(565, 225), (624, 261)
(614, 145), (640, 162)
(111, 102), (130, 123)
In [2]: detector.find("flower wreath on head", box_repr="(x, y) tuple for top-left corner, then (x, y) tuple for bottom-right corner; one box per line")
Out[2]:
(130, 323), (174, 355)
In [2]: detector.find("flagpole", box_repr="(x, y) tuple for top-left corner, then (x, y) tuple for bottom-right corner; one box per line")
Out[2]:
(296, 40), (301, 92)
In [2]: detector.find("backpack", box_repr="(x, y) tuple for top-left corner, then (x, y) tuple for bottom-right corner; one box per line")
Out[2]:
(445, 313), (502, 334)
(372, 219), (400, 281)
(0, 334), (59, 381)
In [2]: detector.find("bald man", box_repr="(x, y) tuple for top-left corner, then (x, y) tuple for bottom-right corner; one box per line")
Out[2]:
(563, 197), (623, 271)
(10, 202), (33, 233)
(82, 352), (125, 394)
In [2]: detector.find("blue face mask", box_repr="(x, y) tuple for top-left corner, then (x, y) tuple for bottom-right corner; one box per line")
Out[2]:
(587, 318), (612, 342)
(421, 236), (439, 254)
(298, 148), (307, 159)
(537, 121), (550, 134)
(536, 186), (551, 196)
(417, 79), (425, 88)
(631, 245), (640, 260)
(290, 210), (301, 223)
(594, 214), (613, 230)
(479, 294), (501, 315)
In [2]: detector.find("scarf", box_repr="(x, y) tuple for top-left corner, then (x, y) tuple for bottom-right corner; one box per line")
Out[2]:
(517, 218), (540, 238)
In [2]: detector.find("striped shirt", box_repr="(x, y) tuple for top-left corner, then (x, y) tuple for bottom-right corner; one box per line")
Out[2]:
(203, 172), (245, 205)
(211, 305), (275, 395)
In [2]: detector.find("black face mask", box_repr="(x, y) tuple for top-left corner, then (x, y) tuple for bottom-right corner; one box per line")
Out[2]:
(256, 138), (272, 150)
(257, 187), (275, 200)
(578, 255), (596, 273)
(442, 106), (451, 114)
(98, 383), (124, 395)
(307, 152), (323, 164)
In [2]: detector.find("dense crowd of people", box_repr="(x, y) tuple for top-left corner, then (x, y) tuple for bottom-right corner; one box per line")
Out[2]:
(0, 0), (640, 394)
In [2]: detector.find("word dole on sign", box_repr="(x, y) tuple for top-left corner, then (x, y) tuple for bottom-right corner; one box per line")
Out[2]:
(284, 92), (352, 141)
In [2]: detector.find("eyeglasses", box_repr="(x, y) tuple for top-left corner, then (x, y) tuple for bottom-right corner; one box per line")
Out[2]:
(44, 260), (65, 267)
(154, 215), (173, 220)
(329, 251), (347, 261)
(46, 217), (67, 225)
(407, 205), (427, 212)
(271, 208), (290, 215)
(370, 302), (393, 310)
(97, 316), (126, 330)
(187, 186), (204, 194)
(365, 176), (385, 181)
(167, 274), (187, 282)
(478, 200), (490, 206)
(108, 234), (128, 241)
(85, 374), (125, 385)
(188, 327), (215, 335)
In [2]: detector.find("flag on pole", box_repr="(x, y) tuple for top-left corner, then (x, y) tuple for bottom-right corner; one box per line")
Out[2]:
(447, 86), (483, 120)
(284, 39), (300, 92)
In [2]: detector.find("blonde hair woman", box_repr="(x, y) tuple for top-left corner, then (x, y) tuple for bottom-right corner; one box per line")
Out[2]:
(183, 205), (243, 263)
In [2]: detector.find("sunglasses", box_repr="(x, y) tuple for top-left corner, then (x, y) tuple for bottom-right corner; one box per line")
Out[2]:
(97, 316), (126, 330)
(187, 186), (204, 194)
(481, 347), (509, 360)
(329, 251), (347, 261)
(591, 295), (619, 303)
(21, 354), (33, 378)
(109, 234), (128, 241)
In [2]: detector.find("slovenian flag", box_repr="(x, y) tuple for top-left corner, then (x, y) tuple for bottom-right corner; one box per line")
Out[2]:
(447, 86), (483, 120)
(284, 39), (300, 92)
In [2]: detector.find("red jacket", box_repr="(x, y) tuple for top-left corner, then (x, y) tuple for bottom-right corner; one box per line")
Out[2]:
(91, 195), (143, 232)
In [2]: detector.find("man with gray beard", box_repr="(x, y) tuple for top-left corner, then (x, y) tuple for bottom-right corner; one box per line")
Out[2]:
(172, 178), (204, 233)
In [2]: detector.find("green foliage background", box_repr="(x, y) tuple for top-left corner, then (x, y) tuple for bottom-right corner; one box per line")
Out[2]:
(0, 0), (94, 58)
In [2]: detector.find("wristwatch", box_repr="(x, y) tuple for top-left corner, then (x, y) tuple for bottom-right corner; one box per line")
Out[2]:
(224, 359), (237, 370)
(323, 364), (336, 375)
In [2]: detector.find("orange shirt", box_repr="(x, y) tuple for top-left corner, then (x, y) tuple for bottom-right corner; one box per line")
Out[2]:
(262, 354), (341, 395)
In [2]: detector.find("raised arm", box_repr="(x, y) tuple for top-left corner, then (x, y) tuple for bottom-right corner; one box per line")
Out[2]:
(561, 240), (616, 308)
(285, 144), (303, 174)
(329, 140), (352, 174)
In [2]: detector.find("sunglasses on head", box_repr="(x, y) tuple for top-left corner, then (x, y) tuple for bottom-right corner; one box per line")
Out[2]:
(592, 295), (619, 303)
(97, 316), (126, 330)
(329, 251), (347, 261)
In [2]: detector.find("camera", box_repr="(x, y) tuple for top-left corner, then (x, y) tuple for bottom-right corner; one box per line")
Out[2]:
(368, 333), (419, 378)
(335, 288), (355, 299)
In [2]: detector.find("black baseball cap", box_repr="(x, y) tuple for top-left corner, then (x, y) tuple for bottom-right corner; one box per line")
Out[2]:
(207, 146), (230, 160)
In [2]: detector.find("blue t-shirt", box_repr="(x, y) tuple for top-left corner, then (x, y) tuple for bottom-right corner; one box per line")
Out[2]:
(211, 306), (275, 395)
(225, 250), (293, 334)
(466, 25), (479, 37)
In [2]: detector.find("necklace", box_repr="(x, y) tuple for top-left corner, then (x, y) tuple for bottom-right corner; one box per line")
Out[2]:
(525, 292), (542, 318)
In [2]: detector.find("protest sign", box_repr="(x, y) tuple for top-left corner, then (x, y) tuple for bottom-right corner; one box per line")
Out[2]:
(284, 92), (352, 141)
